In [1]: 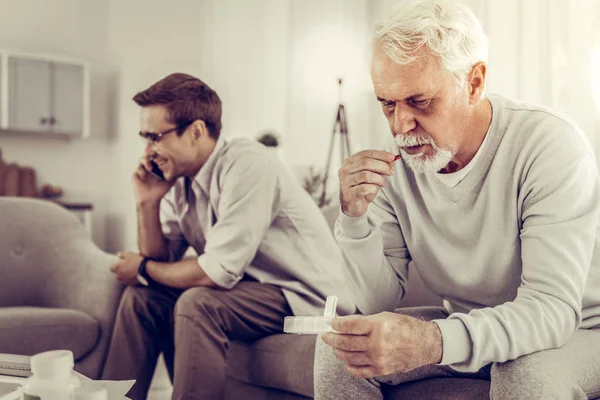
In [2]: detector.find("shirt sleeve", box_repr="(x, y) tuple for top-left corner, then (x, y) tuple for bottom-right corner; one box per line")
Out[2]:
(197, 155), (278, 289)
(160, 194), (189, 262)
(433, 155), (600, 371)
(334, 189), (411, 314)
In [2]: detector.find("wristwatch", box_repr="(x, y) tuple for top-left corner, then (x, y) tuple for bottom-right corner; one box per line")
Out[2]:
(136, 257), (153, 287)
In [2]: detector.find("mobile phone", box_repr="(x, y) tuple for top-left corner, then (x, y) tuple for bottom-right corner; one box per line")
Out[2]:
(149, 160), (165, 181)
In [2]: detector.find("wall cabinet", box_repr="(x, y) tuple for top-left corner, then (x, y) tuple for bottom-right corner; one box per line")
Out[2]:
(0, 51), (89, 137)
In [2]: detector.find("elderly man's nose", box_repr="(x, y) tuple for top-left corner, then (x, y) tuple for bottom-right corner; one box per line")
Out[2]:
(393, 107), (416, 135)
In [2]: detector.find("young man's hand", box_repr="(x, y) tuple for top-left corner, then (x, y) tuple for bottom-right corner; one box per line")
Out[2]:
(110, 251), (144, 286)
(132, 155), (174, 206)
(338, 150), (397, 218)
(322, 312), (443, 378)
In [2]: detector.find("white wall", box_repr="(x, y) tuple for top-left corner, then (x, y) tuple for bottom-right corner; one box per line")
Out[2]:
(106, 0), (293, 252)
(105, 0), (386, 251)
(0, 0), (116, 251)
(1, 0), (596, 254)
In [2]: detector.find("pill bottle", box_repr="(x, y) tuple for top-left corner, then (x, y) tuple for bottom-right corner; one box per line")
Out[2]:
(22, 350), (81, 400)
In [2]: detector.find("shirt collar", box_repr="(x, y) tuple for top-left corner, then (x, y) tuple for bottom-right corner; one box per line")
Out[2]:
(192, 136), (225, 195)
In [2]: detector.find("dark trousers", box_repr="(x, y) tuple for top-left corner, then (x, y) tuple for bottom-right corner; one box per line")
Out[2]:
(101, 279), (292, 400)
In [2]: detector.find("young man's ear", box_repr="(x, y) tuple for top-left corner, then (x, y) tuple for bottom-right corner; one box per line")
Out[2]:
(468, 62), (487, 104)
(191, 120), (208, 141)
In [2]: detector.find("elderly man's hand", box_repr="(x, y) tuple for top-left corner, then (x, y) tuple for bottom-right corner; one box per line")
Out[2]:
(338, 150), (397, 218)
(322, 312), (443, 379)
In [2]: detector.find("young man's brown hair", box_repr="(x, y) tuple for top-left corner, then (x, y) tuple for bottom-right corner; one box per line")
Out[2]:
(133, 73), (222, 139)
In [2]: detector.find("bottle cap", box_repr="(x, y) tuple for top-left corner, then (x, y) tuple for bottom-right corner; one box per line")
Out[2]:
(30, 350), (74, 379)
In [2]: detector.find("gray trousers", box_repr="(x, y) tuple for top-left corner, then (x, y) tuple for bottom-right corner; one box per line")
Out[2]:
(101, 279), (291, 400)
(314, 307), (600, 400)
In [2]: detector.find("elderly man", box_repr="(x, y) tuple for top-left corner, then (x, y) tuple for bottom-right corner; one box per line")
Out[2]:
(314, 0), (600, 399)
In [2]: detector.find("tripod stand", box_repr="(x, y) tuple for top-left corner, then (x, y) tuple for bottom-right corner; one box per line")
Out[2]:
(320, 79), (351, 207)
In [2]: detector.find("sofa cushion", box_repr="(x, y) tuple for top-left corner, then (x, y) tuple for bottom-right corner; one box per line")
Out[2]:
(227, 334), (316, 398)
(0, 307), (99, 359)
(384, 377), (490, 399)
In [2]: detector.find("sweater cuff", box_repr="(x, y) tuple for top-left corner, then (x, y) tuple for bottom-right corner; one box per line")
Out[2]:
(432, 318), (472, 366)
(336, 211), (371, 239)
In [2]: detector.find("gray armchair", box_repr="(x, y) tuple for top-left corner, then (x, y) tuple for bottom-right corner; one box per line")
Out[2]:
(0, 197), (124, 379)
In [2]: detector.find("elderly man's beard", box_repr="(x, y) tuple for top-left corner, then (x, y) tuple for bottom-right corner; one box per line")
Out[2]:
(394, 134), (454, 173)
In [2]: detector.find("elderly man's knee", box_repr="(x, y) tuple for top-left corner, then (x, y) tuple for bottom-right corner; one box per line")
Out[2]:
(314, 335), (338, 367)
(314, 336), (344, 387)
(491, 354), (581, 400)
(174, 286), (223, 319)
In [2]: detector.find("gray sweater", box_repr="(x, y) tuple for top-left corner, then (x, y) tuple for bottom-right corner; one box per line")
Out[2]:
(335, 94), (600, 372)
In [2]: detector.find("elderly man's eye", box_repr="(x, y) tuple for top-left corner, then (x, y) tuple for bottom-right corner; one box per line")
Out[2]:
(410, 98), (431, 108)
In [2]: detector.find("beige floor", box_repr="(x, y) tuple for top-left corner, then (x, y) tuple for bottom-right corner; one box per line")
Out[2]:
(147, 355), (172, 400)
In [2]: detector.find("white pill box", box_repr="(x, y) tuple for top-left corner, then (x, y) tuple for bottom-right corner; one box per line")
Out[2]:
(283, 295), (338, 334)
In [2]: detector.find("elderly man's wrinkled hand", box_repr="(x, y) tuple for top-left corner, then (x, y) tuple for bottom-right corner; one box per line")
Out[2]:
(321, 312), (443, 379)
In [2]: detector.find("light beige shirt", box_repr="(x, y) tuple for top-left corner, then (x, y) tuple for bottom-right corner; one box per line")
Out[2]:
(160, 137), (355, 317)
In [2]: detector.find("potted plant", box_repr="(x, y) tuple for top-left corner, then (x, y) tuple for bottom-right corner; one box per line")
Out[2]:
(302, 166), (332, 208)
(257, 131), (280, 147)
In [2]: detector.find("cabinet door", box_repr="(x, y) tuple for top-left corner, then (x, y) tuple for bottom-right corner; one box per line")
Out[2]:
(52, 63), (84, 134)
(0, 54), (3, 129)
(8, 57), (52, 132)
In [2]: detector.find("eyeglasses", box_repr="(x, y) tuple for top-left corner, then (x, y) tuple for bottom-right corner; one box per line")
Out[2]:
(139, 122), (193, 144)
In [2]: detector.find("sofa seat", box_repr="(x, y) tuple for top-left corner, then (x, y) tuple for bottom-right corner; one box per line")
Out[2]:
(0, 307), (99, 359)
(227, 334), (316, 397)
(227, 333), (492, 400)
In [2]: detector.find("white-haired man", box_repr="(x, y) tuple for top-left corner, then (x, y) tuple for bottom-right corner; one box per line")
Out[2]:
(314, 0), (600, 399)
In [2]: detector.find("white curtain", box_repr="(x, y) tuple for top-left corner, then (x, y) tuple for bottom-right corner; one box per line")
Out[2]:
(466, 0), (600, 161)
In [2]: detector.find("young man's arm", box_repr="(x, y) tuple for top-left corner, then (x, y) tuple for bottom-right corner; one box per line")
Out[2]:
(145, 257), (217, 288)
(133, 155), (186, 261)
(137, 199), (171, 261)
(144, 154), (279, 289)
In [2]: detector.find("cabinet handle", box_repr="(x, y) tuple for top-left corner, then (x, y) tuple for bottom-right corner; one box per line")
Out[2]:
(40, 117), (48, 125)
(49, 117), (56, 125)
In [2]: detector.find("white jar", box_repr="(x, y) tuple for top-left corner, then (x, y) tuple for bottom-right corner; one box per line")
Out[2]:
(22, 350), (81, 400)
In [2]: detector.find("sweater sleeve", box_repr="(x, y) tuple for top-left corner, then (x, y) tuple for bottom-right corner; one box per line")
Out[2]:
(334, 189), (411, 315)
(433, 155), (600, 371)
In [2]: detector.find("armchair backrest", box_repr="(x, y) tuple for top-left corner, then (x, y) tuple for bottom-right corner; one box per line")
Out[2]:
(0, 197), (120, 310)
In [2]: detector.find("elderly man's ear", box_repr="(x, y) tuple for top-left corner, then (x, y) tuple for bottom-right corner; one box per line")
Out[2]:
(468, 62), (487, 104)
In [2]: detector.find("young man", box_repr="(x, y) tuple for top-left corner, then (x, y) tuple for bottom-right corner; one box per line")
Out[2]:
(102, 73), (354, 400)
(315, 1), (600, 399)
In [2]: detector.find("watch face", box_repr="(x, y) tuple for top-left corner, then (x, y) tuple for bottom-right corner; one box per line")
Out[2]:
(136, 274), (149, 286)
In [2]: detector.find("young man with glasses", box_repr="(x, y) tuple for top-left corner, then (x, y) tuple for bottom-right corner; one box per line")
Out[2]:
(102, 73), (355, 400)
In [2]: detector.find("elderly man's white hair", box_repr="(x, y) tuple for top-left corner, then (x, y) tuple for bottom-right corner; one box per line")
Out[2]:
(374, 0), (488, 82)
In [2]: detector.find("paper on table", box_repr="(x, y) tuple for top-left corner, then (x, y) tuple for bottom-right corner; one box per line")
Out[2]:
(0, 376), (134, 400)
(0, 355), (134, 400)
(0, 382), (21, 400)
(74, 372), (134, 400)
(79, 380), (135, 400)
